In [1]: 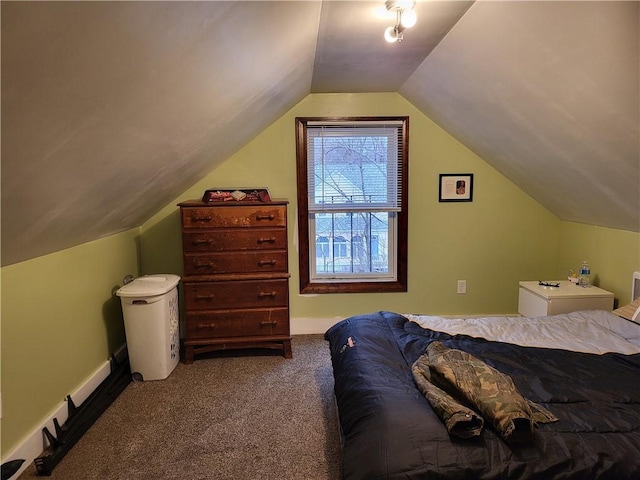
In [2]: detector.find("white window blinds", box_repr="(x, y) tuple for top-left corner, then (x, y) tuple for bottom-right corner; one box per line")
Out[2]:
(306, 120), (404, 213)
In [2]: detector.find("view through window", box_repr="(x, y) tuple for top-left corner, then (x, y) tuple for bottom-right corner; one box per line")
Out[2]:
(295, 117), (408, 294)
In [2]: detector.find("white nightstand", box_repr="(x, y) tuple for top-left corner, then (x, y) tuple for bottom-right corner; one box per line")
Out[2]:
(518, 281), (614, 317)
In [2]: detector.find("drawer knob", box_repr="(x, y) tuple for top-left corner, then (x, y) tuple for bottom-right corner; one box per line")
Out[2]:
(195, 295), (215, 301)
(260, 321), (277, 326)
(258, 291), (277, 298)
(258, 260), (277, 266)
(255, 214), (275, 221)
(197, 322), (216, 329)
(192, 215), (212, 223)
(257, 237), (276, 244)
(193, 261), (214, 269)
(192, 239), (213, 246)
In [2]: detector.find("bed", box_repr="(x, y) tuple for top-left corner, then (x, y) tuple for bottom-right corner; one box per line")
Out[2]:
(324, 282), (640, 479)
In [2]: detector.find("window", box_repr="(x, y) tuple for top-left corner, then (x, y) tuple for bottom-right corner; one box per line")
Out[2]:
(295, 116), (409, 294)
(316, 236), (329, 258)
(333, 236), (347, 258)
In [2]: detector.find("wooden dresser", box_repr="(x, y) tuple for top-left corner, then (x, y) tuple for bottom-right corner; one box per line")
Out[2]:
(178, 199), (292, 363)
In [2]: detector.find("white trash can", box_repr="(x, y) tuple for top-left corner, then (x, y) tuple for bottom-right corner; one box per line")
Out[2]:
(116, 274), (181, 381)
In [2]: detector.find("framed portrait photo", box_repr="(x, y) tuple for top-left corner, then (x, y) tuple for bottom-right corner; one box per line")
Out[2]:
(439, 174), (474, 202)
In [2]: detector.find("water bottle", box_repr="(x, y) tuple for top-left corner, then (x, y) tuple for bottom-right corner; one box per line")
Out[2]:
(579, 261), (591, 288)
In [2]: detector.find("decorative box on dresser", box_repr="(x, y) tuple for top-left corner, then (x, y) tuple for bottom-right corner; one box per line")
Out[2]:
(178, 199), (292, 363)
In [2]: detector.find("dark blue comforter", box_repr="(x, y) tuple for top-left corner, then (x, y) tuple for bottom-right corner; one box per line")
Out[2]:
(325, 311), (640, 480)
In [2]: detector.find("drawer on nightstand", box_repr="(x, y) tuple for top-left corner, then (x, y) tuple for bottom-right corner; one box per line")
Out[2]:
(186, 308), (290, 338)
(183, 251), (288, 276)
(518, 281), (614, 317)
(183, 279), (289, 310)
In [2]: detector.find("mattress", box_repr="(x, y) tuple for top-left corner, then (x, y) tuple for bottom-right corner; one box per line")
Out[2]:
(325, 311), (640, 479)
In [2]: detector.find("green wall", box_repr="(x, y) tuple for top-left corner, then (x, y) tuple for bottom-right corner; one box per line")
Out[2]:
(141, 93), (561, 318)
(0, 228), (140, 456)
(557, 222), (640, 304)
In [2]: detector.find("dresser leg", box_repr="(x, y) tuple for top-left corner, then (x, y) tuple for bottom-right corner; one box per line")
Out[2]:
(283, 339), (293, 359)
(183, 345), (194, 364)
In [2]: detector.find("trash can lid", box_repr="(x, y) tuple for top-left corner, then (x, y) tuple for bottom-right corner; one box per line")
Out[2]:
(116, 274), (181, 298)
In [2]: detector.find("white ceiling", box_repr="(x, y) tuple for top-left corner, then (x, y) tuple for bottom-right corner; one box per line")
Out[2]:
(2, 1), (638, 266)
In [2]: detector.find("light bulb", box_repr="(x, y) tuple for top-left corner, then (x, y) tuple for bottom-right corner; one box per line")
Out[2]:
(400, 9), (417, 28)
(384, 26), (399, 43)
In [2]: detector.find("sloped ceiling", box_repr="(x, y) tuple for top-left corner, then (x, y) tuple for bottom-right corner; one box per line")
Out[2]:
(2, 1), (638, 267)
(402, 1), (640, 234)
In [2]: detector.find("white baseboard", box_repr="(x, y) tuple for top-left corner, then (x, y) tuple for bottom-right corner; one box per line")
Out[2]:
(290, 316), (344, 335)
(2, 344), (127, 479)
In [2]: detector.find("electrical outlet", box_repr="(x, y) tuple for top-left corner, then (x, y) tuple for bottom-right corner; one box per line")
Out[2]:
(457, 280), (467, 294)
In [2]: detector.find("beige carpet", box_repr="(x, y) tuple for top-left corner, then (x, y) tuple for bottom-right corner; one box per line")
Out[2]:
(18, 335), (342, 480)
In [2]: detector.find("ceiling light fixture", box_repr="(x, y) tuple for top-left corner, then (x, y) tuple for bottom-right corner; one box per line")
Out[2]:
(384, 0), (417, 43)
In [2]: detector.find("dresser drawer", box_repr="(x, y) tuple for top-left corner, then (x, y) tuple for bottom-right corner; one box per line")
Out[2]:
(184, 279), (289, 310)
(183, 251), (288, 276)
(181, 205), (286, 229)
(186, 308), (289, 339)
(182, 228), (287, 253)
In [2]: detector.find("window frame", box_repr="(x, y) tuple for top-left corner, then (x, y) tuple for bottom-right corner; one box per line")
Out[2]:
(295, 116), (409, 294)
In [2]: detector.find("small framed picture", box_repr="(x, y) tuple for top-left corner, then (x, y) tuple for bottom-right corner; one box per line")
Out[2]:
(439, 174), (474, 202)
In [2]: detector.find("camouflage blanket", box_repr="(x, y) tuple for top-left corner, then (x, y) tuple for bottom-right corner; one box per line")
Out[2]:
(412, 341), (558, 443)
